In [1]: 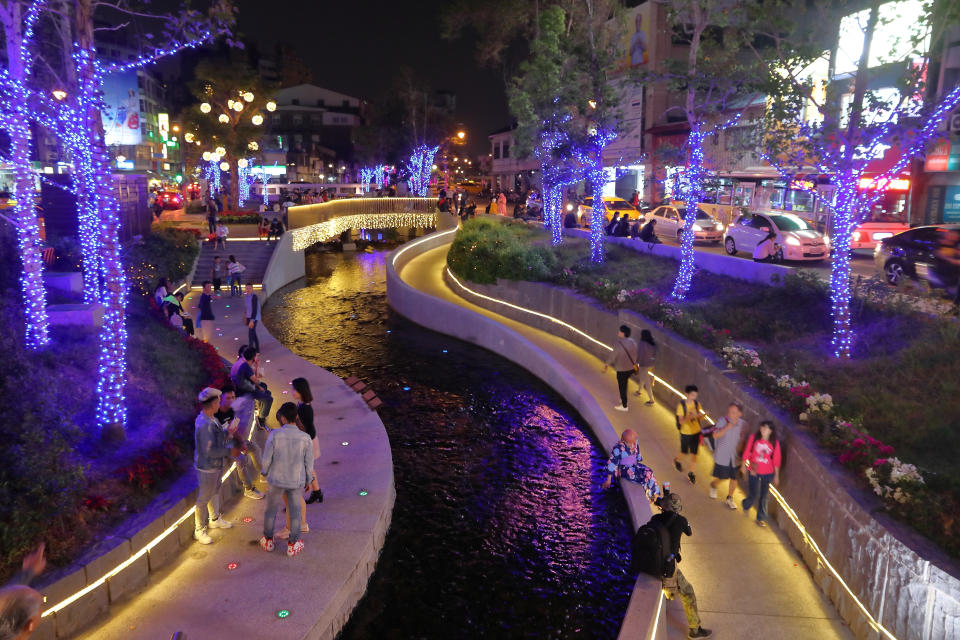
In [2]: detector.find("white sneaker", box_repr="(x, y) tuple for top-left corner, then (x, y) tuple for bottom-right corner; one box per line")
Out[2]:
(725, 497), (737, 510)
(208, 517), (233, 529)
(709, 487), (717, 499)
(194, 528), (213, 544)
(244, 488), (265, 500)
(613, 405), (629, 412)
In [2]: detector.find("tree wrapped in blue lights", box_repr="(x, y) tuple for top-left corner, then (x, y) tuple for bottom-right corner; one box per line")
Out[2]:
(751, 1), (960, 358)
(237, 159), (253, 208)
(405, 145), (438, 196)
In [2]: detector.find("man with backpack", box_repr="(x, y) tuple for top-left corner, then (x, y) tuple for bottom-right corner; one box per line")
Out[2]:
(673, 384), (705, 484)
(632, 492), (712, 639)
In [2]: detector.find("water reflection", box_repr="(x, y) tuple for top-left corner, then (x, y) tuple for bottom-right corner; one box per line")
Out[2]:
(263, 248), (633, 639)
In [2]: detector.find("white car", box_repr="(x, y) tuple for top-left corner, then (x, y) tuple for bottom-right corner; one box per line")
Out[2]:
(645, 205), (724, 243)
(724, 211), (830, 261)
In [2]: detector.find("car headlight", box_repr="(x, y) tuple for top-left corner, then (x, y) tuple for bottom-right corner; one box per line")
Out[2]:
(716, 223), (724, 232)
(785, 235), (801, 246)
(823, 235), (830, 246)
(566, 204), (573, 211)
(691, 223), (703, 231)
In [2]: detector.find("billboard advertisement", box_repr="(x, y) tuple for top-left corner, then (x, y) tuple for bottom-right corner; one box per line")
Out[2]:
(605, 4), (652, 162)
(101, 70), (142, 146)
(944, 186), (960, 223)
(158, 113), (169, 142)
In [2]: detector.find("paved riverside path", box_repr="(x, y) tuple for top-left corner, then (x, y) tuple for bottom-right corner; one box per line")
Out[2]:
(399, 244), (851, 640)
(74, 292), (394, 640)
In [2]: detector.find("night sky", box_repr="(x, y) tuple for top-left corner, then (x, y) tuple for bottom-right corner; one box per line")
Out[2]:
(234, 0), (511, 157)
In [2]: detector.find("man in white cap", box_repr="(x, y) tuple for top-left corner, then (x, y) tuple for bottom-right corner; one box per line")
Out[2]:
(194, 387), (241, 544)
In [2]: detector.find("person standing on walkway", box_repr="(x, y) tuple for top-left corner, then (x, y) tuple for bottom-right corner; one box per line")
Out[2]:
(196, 281), (215, 343)
(603, 325), (638, 412)
(193, 387), (237, 544)
(215, 220), (229, 249)
(673, 385), (704, 484)
(205, 196), (217, 235)
(740, 420), (782, 527)
(633, 329), (657, 405)
(652, 493), (713, 639)
(497, 191), (507, 215)
(215, 383), (264, 500)
(601, 429), (661, 500)
(227, 255), (244, 297)
(709, 402), (745, 509)
(259, 402), (315, 557)
(294, 377), (324, 505)
(243, 283), (261, 352)
(211, 256), (223, 296)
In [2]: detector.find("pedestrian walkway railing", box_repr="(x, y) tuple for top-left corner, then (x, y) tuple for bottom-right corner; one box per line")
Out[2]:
(288, 197), (437, 251)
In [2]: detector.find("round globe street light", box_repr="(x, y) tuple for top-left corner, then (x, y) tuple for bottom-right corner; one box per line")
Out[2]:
(237, 158), (248, 168)
(248, 141), (259, 151)
(184, 132), (195, 142)
(233, 102), (244, 112)
(220, 161), (230, 171)
(243, 92), (255, 103)
(227, 99), (235, 109)
(251, 114), (264, 126)
(215, 146), (226, 156)
(200, 102), (211, 113)
(218, 113), (230, 124)
(202, 151), (211, 161)
(266, 101), (277, 112)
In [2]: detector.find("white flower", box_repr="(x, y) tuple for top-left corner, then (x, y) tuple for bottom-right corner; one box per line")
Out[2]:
(798, 412), (808, 422)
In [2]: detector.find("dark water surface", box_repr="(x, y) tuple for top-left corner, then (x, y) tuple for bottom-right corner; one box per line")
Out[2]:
(262, 248), (634, 640)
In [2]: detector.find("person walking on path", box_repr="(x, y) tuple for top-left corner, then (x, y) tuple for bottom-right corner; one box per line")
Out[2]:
(193, 387), (238, 544)
(709, 402), (746, 509)
(601, 429), (661, 500)
(243, 283), (261, 352)
(215, 383), (264, 500)
(294, 377), (324, 505)
(227, 255), (244, 297)
(740, 420), (782, 526)
(211, 256), (224, 295)
(673, 385), (705, 484)
(632, 329), (657, 405)
(215, 220), (229, 249)
(259, 402), (315, 557)
(205, 197), (217, 235)
(196, 281), (215, 343)
(652, 493), (713, 639)
(603, 325), (639, 412)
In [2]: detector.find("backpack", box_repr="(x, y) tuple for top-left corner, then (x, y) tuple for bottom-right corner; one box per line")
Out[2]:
(630, 514), (677, 578)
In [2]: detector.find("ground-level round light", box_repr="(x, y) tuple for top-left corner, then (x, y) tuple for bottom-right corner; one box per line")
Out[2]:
(251, 114), (264, 126)
(358, 489), (368, 496)
(226, 561), (239, 571)
(220, 161), (230, 171)
(276, 609), (290, 619)
(200, 102), (211, 113)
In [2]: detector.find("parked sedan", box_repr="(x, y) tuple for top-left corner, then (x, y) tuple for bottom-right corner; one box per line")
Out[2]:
(724, 211), (830, 261)
(645, 205), (724, 243)
(577, 196), (636, 225)
(874, 224), (960, 287)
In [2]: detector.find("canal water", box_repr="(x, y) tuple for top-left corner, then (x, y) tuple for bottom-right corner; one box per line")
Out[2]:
(262, 247), (634, 640)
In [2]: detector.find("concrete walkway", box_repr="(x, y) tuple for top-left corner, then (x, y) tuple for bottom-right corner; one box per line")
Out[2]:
(74, 292), (394, 640)
(399, 244), (851, 640)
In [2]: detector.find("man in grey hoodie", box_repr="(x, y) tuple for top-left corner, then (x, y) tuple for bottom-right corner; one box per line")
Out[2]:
(259, 402), (315, 557)
(603, 325), (639, 412)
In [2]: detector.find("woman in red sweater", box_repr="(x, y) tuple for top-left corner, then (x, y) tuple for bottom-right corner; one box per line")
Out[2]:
(740, 421), (782, 527)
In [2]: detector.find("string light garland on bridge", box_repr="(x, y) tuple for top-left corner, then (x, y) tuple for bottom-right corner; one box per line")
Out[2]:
(290, 212), (438, 251)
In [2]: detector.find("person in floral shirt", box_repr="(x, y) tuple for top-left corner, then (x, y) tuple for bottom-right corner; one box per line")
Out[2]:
(601, 429), (661, 500)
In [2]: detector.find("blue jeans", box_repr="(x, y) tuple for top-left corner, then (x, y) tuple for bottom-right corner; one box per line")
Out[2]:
(263, 485), (301, 543)
(237, 439), (263, 491)
(194, 469), (222, 530)
(742, 472), (774, 521)
(248, 319), (260, 351)
(229, 274), (242, 296)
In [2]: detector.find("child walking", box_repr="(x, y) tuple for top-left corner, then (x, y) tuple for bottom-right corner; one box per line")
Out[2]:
(740, 420), (782, 526)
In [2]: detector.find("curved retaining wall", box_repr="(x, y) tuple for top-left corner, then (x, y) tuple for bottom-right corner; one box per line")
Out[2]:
(386, 229), (665, 640)
(434, 254), (960, 640)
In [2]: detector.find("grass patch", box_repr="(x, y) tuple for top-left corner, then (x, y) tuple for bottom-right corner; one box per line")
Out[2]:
(448, 218), (960, 557)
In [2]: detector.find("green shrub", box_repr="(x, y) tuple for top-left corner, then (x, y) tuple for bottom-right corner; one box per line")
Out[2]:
(125, 228), (200, 294)
(447, 218), (557, 284)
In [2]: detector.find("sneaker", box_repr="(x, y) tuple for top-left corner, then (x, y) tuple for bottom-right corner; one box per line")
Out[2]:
(287, 539), (304, 557)
(725, 497), (737, 510)
(259, 536), (274, 552)
(275, 527), (290, 539)
(673, 460), (683, 473)
(688, 627), (713, 639)
(613, 404), (628, 412)
(687, 472), (696, 485)
(709, 487), (717, 499)
(644, 400), (655, 406)
(244, 488), (265, 500)
(208, 517), (233, 529)
(756, 520), (767, 528)
(194, 528), (213, 545)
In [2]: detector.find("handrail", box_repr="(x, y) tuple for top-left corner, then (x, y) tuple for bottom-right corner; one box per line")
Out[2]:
(288, 198), (438, 251)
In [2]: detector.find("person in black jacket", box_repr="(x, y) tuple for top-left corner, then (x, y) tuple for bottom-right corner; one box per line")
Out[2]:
(653, 493), (712, 639)
(613, 214), (631, 237)
(639, 218), (660, 243)
(197, 281), (215, 343)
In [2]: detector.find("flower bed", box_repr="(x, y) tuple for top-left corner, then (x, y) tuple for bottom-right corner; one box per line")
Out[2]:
(448, 218), (960, 557)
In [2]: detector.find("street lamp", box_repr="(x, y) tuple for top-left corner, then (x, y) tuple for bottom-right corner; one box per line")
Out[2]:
(266, 101), (277, 112)
(200, 102), (211, 113)
(243, 92), (254, 103)
(218, 113), (230, 124)
(251, 114), (264, 126)
(457, 130), (465, 140)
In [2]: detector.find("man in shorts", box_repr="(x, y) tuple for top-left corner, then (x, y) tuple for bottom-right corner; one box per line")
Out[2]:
(673, 385), (704, 484)
(709, 402), (745, 509)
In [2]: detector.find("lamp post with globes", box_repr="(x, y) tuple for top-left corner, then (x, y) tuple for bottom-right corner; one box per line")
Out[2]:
(182, 84), (277, 210)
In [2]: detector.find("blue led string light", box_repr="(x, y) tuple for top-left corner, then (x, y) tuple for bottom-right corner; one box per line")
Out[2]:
(405, 145), (438, 197)
(359, 166), (374, 192)
(237, 160), (251, 208)
(670, 122), (706, 301)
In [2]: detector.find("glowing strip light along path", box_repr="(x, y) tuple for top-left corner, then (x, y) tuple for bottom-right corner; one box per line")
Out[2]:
(440, 264), (895, 640)
(291, 212), (438, 251)
(41, 405), (258, 618)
